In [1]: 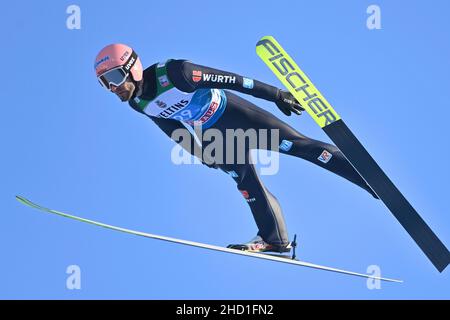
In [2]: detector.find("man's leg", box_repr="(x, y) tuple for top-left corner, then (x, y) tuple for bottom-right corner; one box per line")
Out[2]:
(215, 91), (378, 198)
(219, 153), (289, 247)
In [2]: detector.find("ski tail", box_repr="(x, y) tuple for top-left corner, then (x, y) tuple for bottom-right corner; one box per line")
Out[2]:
(324, 121), (450, 272)
(256, 36), (450, 272)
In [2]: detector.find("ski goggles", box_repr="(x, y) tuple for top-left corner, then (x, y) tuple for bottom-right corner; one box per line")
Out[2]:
(97, 51), (138, 90)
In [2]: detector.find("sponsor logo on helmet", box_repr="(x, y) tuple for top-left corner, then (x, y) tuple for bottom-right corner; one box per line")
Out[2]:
(318, 150), (333, 163)
(192, 70), (202, 82)
(124, 57), (136, 72)
(95, 56), (110, 68)
(243, 77), (254, 89)
(120, 51), (130, 62)
(279, 140), (293, 152)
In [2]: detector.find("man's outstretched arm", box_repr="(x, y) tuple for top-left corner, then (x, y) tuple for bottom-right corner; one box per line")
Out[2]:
(166, 59), (304, 116)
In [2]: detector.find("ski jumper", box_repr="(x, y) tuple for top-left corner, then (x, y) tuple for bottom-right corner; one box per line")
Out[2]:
(129, 59), (377, 246)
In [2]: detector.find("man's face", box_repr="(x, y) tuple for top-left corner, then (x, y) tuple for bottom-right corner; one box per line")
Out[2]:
(110, 77), (136, 102)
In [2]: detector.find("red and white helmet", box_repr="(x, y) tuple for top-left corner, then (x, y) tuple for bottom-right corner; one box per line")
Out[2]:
(94, 44), (143, 89)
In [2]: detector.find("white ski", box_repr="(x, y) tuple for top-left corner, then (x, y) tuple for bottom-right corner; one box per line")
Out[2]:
(16, 195), (402, 283)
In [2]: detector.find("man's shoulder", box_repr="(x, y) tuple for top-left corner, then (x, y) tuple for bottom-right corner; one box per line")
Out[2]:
(143, 62), (157, 76)
(144, 59), (188, 68)
(140, 59), (195, 94)
(142, 59), (188, 75)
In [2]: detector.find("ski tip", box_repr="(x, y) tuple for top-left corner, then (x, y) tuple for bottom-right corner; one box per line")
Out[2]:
(256, 35), (274, 47)
(15, 195), (37, 210)
(15, 195), (27, 204)
(258, 35), (273, 40)
(15, 195), (46, 211)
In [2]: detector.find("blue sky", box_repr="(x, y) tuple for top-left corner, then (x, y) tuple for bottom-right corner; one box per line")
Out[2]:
(1, 0), (449, 299)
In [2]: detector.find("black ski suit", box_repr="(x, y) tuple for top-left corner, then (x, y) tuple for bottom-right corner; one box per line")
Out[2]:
(129, 59), (378, 246)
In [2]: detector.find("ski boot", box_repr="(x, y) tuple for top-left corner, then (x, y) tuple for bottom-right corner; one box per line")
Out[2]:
(227, 235), (294, 254)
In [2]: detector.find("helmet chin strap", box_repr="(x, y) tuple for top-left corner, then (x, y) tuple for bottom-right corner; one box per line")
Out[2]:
(124, 73), (144, 101)
(129, 78), (144, 100)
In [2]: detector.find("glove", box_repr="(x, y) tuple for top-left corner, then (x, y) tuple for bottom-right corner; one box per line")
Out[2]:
(275, 89), (305, 116)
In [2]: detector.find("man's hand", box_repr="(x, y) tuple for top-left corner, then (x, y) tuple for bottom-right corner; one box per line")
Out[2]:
(275, 89), (305, 116)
